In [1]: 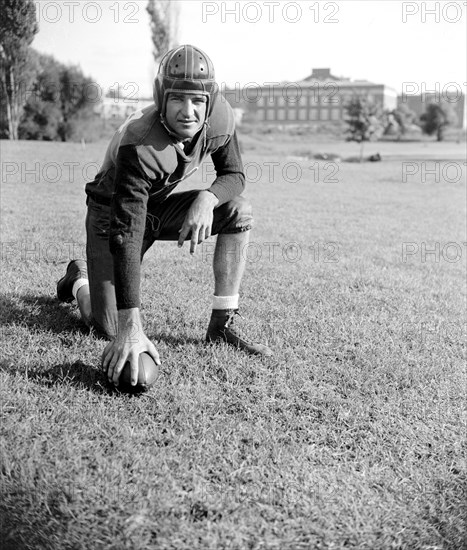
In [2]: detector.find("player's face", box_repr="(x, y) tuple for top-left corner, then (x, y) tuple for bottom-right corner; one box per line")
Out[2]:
(165, 93), (207, 140)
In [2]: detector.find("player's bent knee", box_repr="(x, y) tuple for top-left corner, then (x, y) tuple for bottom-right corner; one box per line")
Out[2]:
(217, 195), (254, 233)
(233, 195), (253, 217)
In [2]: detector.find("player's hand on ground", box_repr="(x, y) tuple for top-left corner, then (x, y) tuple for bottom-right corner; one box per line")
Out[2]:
(101, 309), (161, 386)
(178, 190), (219, 254)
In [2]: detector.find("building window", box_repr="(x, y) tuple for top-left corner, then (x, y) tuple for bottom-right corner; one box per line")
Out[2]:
(331, 108), (340, 121)
(258, 109), (266, 120)
(299, 108), (307, 120)
(287, 109), (297, 121)
(320, 109), (329, 120)
(277, 109), (286, 121)
(266, 109), (275, 121)
(310, 109), (318, 120)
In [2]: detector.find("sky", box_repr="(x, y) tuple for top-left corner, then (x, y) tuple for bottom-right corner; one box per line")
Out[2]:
(32, 0), (467, 100)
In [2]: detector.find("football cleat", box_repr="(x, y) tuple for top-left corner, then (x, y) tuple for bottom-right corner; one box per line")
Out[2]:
(206, 309), (273, 357)
(56, 260), (88, 303)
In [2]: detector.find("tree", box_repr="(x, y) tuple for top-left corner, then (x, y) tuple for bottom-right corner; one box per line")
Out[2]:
(147, 0), (179, 64)
(344, 97), (384, 162)
(18, 51), (99, 142)
(420, 102), (458, 142)
(383, 104), (417, 140)
(57, 64), (98, 141)
(0, 0), (38, 139)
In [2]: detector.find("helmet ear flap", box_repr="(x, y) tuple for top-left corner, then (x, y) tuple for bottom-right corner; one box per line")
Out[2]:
(153, 75), (171, 115)
(153, 77), (159, 109)
(208, 81), (220, 116)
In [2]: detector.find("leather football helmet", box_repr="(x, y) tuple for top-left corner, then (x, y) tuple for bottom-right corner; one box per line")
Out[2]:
(153, 44), (219, 123)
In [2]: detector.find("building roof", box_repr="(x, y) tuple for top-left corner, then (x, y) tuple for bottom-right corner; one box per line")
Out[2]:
(222, 68), (398, 98)
(303, 68), (341, 81)
(300, 68), (394, 91)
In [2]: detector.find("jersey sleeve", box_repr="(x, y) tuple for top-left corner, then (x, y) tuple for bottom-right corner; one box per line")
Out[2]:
(109, 144), (151, 310)
(208, 130), (245, 205)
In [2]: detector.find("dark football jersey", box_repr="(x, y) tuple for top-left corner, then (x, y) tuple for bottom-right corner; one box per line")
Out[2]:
(86, 98), (245, 309)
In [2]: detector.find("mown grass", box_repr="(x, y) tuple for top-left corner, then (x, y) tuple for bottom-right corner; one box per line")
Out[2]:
(0, 137), (466, 550)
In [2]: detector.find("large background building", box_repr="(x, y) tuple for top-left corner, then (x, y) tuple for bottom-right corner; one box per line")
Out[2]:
(224, 68), (398, 125)
(94, 73), (465, 131)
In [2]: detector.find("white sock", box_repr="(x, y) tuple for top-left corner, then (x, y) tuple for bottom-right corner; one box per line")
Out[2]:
(72, 278), (89, 300)
(212, 294), (239, 310)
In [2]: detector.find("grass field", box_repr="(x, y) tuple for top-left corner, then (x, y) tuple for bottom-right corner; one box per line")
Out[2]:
(1, 135), (466, 550)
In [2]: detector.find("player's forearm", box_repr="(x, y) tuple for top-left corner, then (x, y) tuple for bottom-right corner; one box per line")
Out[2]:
(111, 250), (142, 309)
(109, 219), (145, 309)
(110, 225), (144, 310)
(209, 131), (245, 205)
(117, 308), (143, 337)
(208, 172), (245, 205)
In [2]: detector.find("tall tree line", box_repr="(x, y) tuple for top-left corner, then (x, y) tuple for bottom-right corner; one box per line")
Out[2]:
(0, 0), (38, 139)
(0, 0), (100, 141)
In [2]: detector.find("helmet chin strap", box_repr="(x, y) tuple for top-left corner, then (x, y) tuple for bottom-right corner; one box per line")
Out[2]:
(160, 112), (210, 148)
(160, 115), (185, 141)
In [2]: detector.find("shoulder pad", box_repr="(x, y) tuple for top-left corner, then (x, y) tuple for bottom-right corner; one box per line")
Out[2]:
(116, 107), (178, 179)
(118, 105), (157, 146)
(206, 99), (235, 139)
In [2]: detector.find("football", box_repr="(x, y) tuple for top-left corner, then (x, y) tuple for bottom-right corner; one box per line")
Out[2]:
(119, 352), (159, 393)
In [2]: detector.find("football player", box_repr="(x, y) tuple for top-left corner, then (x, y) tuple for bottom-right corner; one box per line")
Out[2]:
(57, 45), (272, 387)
